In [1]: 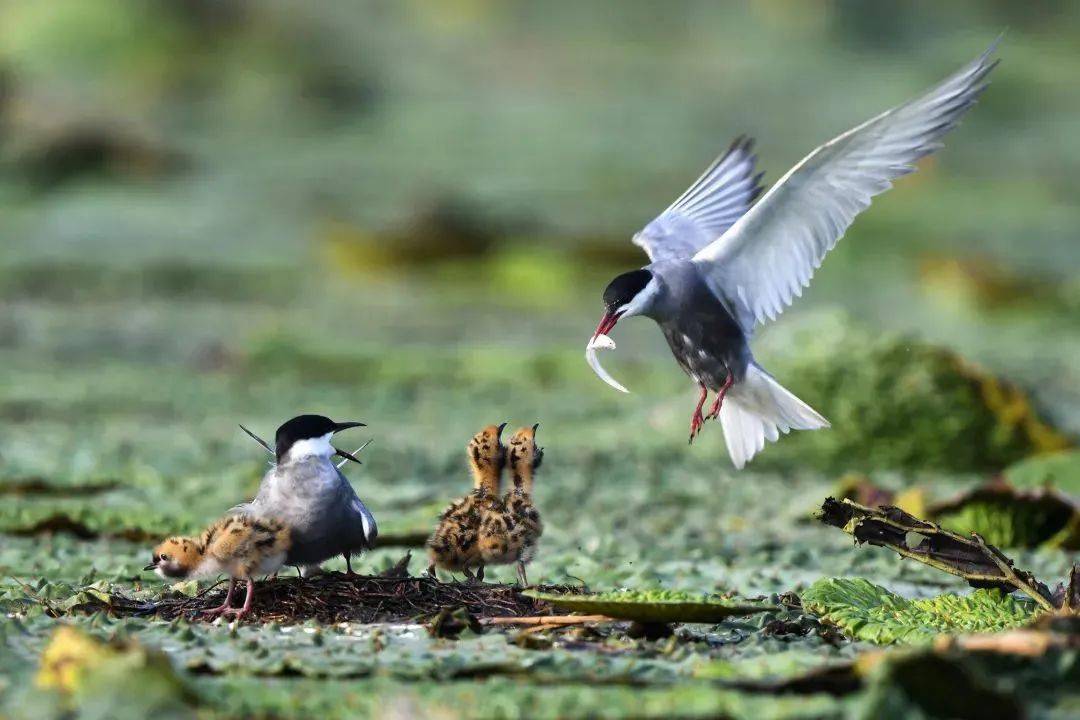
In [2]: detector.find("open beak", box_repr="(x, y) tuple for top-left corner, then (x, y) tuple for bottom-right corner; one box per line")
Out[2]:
(592, 310), (621, 340)
(335, 447), (363, 465)
(585, 311), (630, 394)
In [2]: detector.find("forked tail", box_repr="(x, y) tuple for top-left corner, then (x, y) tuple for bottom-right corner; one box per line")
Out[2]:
(719, 363), (829, 469)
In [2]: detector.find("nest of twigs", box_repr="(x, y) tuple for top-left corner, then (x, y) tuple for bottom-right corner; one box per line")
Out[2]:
(99, 573), (567, 624)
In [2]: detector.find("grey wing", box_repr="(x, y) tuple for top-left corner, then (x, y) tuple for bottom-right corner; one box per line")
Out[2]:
(336, 468), (378, 545)
(693, 40), (999, 332)
(632, 136), (763, 262)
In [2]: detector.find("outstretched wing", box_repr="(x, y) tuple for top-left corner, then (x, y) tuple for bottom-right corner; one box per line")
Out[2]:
(693, 40), (999, 331)
(632, 136), (764, 262)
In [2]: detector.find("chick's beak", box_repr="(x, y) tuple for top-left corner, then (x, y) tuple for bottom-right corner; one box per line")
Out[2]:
(497, 422), (507, 437)
(143, 561), (157, 571)
(592, 309), (621, 339)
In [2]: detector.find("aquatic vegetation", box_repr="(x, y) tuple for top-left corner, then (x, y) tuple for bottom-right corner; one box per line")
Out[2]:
(765, 317), (1072, 472)
(801, 578), (1036, 644)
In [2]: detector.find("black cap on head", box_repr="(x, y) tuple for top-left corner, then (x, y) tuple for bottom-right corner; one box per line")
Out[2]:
(603, 269), (652, 311)
(275, 414), (364, 461)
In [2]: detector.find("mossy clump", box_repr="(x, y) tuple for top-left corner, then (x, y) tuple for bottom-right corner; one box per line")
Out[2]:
(761, 315), (1072, 473)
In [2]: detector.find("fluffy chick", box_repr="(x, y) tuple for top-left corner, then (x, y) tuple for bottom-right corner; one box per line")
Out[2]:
(146, 515), (290, 618)
(426, 423), (507, 581)
(479, 424), (544, 585)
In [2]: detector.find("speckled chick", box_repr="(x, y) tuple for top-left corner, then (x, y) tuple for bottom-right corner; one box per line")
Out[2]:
(426, 423), (507, 581)
(479, 424), (544, 585)
(146, 514), (290, 618)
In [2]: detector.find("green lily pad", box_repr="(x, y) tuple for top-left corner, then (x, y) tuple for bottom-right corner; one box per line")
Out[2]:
(1004, 451), (1080, 495)
(523, 589), (778, 624)
(801, 578), (1037, 644)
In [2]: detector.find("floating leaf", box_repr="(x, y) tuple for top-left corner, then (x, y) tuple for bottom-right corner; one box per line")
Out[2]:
(35, 626), (195, 719)
(801, 578), (1036, 644)
(523, 589), (777, 624)
(1003, 450), (1080, 495)
(929, 481), (1080, 550)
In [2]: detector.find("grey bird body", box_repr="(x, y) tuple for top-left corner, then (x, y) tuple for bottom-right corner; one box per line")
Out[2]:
(589, 40), (1000, 468)
(647, 258), (751, 390)
(242, 456), (377, 566)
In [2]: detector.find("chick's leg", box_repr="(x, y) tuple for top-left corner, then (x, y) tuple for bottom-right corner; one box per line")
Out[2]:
(516, 561), (528, 587)
(688, 383), (709, 444)
(203, 578), (236, 616)
(705, 370), (734, 421)
(228, 578), (256, 619)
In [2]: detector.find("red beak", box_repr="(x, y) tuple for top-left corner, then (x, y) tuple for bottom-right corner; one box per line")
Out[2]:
(592, 310), (621, 339)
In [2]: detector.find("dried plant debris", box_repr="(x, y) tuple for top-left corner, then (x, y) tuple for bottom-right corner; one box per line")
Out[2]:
(824, 465), (1080, 550)
(524, 589), (778, 624)
(801, 578), (1036, 644)
(76, 574), (565, 625)
(818, 497), (1056, 611)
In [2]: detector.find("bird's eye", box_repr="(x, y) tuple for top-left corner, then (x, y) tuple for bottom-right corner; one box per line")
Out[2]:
(160, 554), (170, 562)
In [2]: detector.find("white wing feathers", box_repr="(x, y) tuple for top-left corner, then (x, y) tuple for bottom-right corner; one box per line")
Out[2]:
(693, 40), (999, 331)
(632, 136), (764, 262)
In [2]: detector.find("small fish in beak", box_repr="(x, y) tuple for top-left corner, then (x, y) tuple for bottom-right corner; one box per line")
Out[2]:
(585, 332), (629, 394)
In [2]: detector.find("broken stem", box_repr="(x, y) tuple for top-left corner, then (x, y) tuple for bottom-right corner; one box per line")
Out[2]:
(818, 497), (1056, 610)
(481, 614), (615, 626)
(972, 533), (1056, 613)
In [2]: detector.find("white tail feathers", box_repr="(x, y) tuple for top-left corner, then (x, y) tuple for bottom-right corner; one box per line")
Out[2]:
(719, 363), (829, 469)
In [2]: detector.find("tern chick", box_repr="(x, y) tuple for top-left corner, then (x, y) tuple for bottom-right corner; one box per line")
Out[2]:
(237, 414), (377, 574)
(479, 424), (544, 585)
(427, 423), (507, 582)
(146, 514), (290, 618)
(586, 41), (999, 468)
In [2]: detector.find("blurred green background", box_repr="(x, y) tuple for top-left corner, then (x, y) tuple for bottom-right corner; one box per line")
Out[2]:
(1, 2), (1079, 718)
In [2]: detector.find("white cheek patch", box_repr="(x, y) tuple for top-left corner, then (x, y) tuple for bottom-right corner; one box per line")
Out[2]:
(287, 433), (335, 461)
(585, 333), (630, 394)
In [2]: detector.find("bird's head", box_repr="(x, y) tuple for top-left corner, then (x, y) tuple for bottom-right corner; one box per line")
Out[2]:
(594, 269), (658, 339)
(144, 536), (202, 579)
(467, 423), (507, 487)
(275, 414), (365, 464)
(508, 424), (543, 479)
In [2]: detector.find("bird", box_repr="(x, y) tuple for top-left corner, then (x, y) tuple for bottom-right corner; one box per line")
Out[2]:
(427, 423), (508, 582)
(586, 40), (999, 468)
(145, 514), (291, 618)
(479, 424), (544, 585)
(236, 414), (378, 574)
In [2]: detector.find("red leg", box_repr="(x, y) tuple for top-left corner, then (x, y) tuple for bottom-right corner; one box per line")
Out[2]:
(203, 577), (236, 616)
(688, 383), (709, 444)
(706, 370), (734, 421)
(227, 578), (256, 619)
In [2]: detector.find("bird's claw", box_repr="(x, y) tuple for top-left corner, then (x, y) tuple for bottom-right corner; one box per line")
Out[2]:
(202, 605), (233, 618)
(688, 411), (705, 444)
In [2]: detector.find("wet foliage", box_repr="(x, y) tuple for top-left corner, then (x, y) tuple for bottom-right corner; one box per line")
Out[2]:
(2, 2), (1080, 718)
